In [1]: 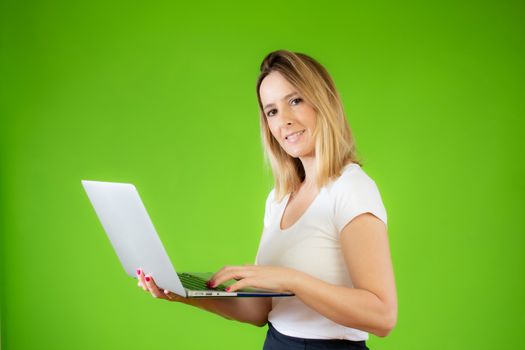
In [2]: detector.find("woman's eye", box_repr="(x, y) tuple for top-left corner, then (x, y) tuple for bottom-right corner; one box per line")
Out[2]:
(266, 98), (302, 117)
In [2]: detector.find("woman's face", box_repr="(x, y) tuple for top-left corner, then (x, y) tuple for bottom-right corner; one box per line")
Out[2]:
(259, 71), (317, 159)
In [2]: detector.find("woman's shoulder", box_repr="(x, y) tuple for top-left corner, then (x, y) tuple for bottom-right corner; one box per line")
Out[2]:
(264, 187), (277, 209)
(331, 162), (376, 189)
(266, 187), (276, 201)
(323, 163), (384, 207)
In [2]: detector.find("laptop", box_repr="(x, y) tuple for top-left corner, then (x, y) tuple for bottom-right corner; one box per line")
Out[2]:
(81, 180), (294, 298)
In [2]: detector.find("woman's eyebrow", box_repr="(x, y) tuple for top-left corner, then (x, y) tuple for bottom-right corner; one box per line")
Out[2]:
(263, 91), (298, 110)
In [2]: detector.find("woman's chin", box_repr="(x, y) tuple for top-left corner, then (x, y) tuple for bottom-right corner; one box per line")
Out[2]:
(285, 150), (314, 159)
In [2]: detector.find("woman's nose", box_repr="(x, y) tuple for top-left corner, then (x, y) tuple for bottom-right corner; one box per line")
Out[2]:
(280, 120), (293, 129)
(280, 111), (294, 126)
(278, 105), (293, 121)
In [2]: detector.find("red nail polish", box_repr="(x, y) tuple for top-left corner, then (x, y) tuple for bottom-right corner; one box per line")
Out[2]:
(136, 269), (141, 276)
(145, 276), (151, 282)
(225, 287), (231, 292)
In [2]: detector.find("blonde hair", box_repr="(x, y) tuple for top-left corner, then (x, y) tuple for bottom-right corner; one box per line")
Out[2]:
(256, 50), (362, 202)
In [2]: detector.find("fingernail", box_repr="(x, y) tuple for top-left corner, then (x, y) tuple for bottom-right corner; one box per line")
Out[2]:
(225, 287), (231, 292)
(145, 276), (151, 282)
(136, 268), (141, 276)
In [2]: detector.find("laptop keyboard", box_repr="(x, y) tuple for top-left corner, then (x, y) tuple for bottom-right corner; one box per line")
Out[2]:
(177, 272), (227, 291)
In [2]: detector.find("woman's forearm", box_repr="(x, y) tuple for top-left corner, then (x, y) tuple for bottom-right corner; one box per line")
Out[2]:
(179, 297), (271, 327)
(290, 272), (397, 337)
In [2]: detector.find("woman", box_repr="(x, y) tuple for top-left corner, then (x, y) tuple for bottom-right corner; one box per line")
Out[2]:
(136, 50), (398, 349)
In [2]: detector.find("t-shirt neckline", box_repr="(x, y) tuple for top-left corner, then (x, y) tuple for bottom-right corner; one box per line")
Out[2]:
(277, 163), (359, 232)
(278, 188), (323, 232)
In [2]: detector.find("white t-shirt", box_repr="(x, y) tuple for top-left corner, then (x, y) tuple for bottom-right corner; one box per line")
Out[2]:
(255, 163), (388, 341)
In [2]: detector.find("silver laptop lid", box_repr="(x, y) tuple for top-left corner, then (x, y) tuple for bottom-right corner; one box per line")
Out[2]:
(81, 180), (187, 297)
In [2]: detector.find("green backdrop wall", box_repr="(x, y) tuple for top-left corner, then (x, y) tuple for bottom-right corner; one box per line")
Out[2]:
(1, 1), (524, 349)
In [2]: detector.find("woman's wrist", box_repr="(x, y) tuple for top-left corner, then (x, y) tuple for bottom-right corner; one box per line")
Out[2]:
(286, 269), (307, 293)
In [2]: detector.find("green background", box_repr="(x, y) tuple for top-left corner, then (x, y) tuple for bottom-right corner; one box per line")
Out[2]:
(1, 1), (524, 349)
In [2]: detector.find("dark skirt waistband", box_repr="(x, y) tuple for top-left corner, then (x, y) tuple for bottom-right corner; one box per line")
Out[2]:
(263, 322), (370, 350)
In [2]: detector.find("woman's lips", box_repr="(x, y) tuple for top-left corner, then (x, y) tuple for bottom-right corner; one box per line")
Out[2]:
(285, 129), (305, 143)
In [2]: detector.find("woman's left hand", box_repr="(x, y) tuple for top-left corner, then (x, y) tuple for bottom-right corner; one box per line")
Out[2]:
(208, 265), (302, 293)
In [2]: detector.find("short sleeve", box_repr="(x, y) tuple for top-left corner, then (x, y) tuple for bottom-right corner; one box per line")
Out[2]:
(256, 188), (275, 264)
(263, 188), (275, 228)
(333, 175), (387, 233)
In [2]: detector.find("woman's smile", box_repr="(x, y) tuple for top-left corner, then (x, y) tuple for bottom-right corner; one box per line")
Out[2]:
(285, 129), (306, 143)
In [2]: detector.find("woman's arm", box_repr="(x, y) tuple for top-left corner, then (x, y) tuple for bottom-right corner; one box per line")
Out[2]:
(292, 212), (397, 337)
(179, 296), (271, 327)
(137, 269), (272, 327)
(211, 213), (398, 337)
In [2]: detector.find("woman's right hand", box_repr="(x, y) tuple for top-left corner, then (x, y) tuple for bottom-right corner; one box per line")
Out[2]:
(135, 267), (270, 326)
(136, 267), (187, 303)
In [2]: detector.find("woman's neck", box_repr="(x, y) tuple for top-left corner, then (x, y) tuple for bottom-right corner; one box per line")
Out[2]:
(298, 155), (316, 189)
